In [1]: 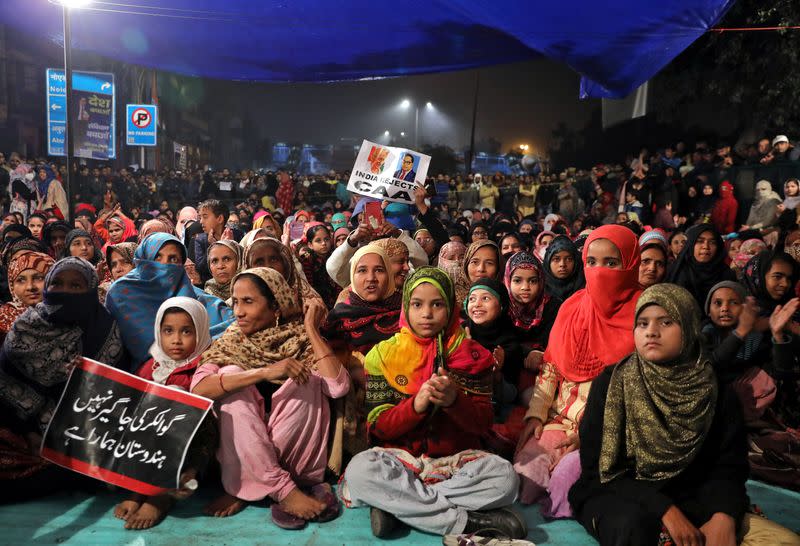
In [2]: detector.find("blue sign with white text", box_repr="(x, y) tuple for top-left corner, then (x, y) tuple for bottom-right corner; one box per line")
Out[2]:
(126, 104), (157, 147)
(46, 69), (115, 159)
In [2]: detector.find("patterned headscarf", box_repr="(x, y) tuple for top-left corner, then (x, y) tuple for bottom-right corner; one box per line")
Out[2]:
(600, 283), (717, 483)
(200, 267), (311, 377)
(437, 241), (466, 282)
(104, 242), (137, 271)
(372, 237), (408, 259)
(503, 251), (550, 330)
(203, 240), (244, 301)
(454, 240), (500, 305)
(7, 251), (54, 304)
(732, 238), (767, 270)
(138, 218), (175, 243)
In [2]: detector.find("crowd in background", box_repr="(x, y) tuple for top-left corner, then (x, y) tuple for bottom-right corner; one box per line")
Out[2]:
(0, 130), (798, 545)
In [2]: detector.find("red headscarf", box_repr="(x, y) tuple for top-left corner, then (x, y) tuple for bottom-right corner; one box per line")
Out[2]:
(544, 224), (642, 382)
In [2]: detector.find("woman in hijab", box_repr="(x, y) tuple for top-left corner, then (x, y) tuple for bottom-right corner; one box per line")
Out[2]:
(252, 211), (282, 239)
(322, 244), (402, 459)
(98, 242), (136, 303)
(191, 268), (348, 528)
(41, 221), (71, 258)
(37, 167), (68, 219)
(1, 257), (125, 433)
(744, 180), (782, 231)
(297, 223), (339, 309)
(243, 236), (324, 313)
(204, 240), (243, 301)
(0, 251), (54, 343)
(731, 238), (767, 281)
(542, 235), (585, 303)
(137, 217), (175, 243)
(105, 233), (234, 367)
(569, 284), (800, 546)
(533, 230), (555, 261)
(437, 240), (466, 282)
(324, 244), (400, 356)
(0, 257), (124, 500)
(666, 224), (736, 307)
(454, 240), (501, 305)
(515, 225), (642, 517)
(61, 229), (102, 265)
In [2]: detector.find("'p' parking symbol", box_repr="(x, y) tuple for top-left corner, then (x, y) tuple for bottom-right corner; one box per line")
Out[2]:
(131, 108), (152, 129)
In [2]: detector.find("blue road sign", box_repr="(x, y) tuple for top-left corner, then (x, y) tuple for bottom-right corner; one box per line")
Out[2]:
(46, 69), (116, 159)
(126, 104), (157, 146)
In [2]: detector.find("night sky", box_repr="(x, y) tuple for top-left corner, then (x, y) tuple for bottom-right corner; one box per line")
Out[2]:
(189, 58), (599, 156)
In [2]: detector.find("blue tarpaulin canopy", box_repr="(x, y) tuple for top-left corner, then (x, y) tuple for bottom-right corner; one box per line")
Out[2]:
(3, 0), (735, 98)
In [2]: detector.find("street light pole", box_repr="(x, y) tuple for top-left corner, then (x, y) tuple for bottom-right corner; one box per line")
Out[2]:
(414, 106), (419, 149)
(62, 4), (75, 221)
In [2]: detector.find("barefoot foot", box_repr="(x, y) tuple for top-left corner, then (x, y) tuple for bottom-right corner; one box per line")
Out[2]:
(124, 495), (174, 530)
(279, 488), (326, 520)
(204, 493), (246, 517)
(114, 494), (145, 521)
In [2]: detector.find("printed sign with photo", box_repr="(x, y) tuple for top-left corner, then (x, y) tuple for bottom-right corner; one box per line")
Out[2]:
(346, 140), (431, 204)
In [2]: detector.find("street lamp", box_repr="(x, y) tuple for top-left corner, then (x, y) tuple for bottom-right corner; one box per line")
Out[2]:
(519, 144), (530, 152)
(398, 98), (433, 148)
(56, 0), (93, 221)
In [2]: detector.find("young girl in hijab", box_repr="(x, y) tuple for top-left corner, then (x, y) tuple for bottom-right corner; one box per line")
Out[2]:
(569, 284), (800, 546)
(542, 235), (585, 304)
(62, 229), (102, 265)
(454, 240), (501, 305)
(666, 224), (736, 307)
(741, 251), (800, 428)
(298, 223), (339, 308)
(0, 251), (54, 343)
(191, 268), (348, 529)
(504, 251), (561, 405)
(463, 278), (523, 418)
(702, 280), (798, 424)
(114, 297), (214, 530)
(342, 267), (524, 540)
(204, 240), (243, 301)
(533, 231), (555, 261)
(514, 224), (642, 517)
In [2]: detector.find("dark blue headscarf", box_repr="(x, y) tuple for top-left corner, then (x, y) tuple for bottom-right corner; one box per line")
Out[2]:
(36, 166), (56, 196)
(105, 233), (234, 365)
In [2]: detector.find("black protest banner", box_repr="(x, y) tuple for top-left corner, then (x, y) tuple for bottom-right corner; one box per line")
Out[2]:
(41, 358), (212, 496)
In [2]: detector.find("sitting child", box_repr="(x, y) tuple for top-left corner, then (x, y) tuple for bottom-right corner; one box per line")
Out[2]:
(569, 283), (800, 546)
(342, 267), (526, 541)
(114, 297), (214, 529)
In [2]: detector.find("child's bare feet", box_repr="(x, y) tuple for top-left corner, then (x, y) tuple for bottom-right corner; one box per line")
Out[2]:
(114, 493), (145, 521)
(279, 488), (325, 520)
(124, 495), (174, 530)
(204, 493), (246, 517)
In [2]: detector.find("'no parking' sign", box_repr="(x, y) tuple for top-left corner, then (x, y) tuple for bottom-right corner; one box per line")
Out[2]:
(126, 104), (158, 146)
